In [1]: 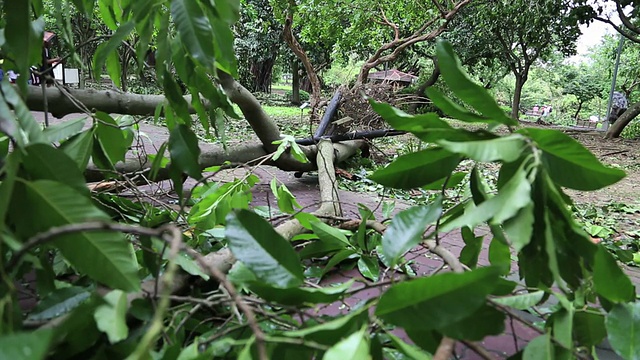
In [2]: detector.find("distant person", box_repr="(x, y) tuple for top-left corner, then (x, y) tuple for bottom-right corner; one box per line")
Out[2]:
(533, 104), (539, 114)
(608, 91), (628, 124)
(542, 106), (550, 117)
(39, 31), (61, 86)
(7, 70), (18, 83)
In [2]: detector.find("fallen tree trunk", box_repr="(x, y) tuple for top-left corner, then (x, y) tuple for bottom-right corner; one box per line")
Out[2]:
(296, 129), (405, 146)
(85, 139), (366, 182)
(26, 86), (196, 118)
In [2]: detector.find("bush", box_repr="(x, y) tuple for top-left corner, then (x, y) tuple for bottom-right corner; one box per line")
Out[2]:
(285, 89), (310, 102)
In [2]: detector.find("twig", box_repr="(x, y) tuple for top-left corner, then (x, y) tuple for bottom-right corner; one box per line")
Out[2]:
(460, 340), (496, 360)
(602, 150), (628, 157)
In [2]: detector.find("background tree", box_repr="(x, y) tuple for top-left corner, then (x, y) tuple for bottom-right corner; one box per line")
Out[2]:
(455, 0), (581, 120)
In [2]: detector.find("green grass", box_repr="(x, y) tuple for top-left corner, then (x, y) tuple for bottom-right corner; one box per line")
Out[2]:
(263, 105), (304, 118)
(271, 83), (291, 91)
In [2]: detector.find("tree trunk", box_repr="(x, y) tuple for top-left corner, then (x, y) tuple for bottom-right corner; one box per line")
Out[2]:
(291, 59), (300, 104)
(250, 58), (275, 93)
(605, 100), (640, 138)
(573, 101), (583, 120)
(409, 61), (440, 113)
(283, 12), (322, 120)
(511, 75), (525, 120)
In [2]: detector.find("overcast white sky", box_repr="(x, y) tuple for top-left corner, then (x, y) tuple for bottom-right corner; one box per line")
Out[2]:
(576, 20), (614, 56)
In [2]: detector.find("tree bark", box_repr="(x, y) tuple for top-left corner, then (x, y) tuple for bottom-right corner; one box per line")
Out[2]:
(511, 75), (525, 120)
(282, 8), (322, 120)
(573, 101), (583, 120)
(291, 59), (300, 104)
(250, 58), (276, 93)
(26, 86), (177, 118)
(605, 100), (640, 138)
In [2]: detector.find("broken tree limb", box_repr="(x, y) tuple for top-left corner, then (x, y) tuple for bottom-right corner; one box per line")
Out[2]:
(84, 139), (366, 182)
(275, 139), (342, 240)
(605, 100), (640, 139)
(26, 85), (191, 118)
(296, 129), (406, 146)
(314, 89), (343, 137)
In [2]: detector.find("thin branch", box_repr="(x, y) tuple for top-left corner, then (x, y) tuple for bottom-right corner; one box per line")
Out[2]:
(460, 339), (497, 360)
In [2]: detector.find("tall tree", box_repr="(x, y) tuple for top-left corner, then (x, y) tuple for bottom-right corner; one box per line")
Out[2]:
(455, 0), (581, 120)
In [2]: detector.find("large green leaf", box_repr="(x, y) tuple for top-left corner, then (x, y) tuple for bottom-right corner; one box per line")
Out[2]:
(0, 329), (53, 360)
(437, 134), (527, 163)
(606, 303), (640, 360)
(248, 280), (353, 306)
(435, 40), (516, 126)
(440, 304), (505, 340)
(385, 332), (432, 360)
(492, 291), (545, 310)
(283, 307), (369, 346)
(94, 290), (129, 343)
(171, 0), (215, 70)
(426, 87), (490, 123)
(369, 100), (451, 132)
(525, 128), (625, 190)
(225, 210), (304, 288)
(522, 333), (554, 360)
(381, 198), (442, 266)
(459, 226), (483, 268)
(4, 1), (40, 93)
(369, 148), (461, 189)
(10, 180), (140, 291)
(593, 247), (635, 303)
(23, 144), (88, 194)
(59, 128), (95, 170)
(322, 326), (369, 360)
(169, 124), (202, 179)
(574, 311), (607, 348)
(441, 164), (531, 231)
(1, 82), (46, 145)
(26, 287), (91, 322)
(310, 220), (351, 248)
(95, 112), (133, 165)
(43, 118), (87, 143)
(376, 267), (499, 330)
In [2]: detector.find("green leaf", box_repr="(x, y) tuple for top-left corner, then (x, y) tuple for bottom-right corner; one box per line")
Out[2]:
(94, 290), (129, 343)
(426, 86), (491, 123)
(0, 330), (54, 360)
(593, 247), (635, 303)
(320, 249), (358, 276)
(440, 304), (505, 341)
(435, 40), (516, 126)
(385, 332), (432, 360)
(27, 287), (91, 322)
(1, 82), (46, 145)
(376, 267), (499, 330)
(357, 256), (380, 281)
(169, 124), (202, 179)
(59, 128), (94, 169)
(574, 311), (606, 348)
(225, 210), (303, 288)
(95, 112), (133, 165)
(10, 180), (140, 291)
(310, 221), (351, 248)
(171, 0), (215, 70)
(437, 135), (527, 163)
(23, 144), (88, 194)
(369, 148), (461, 189)
(270, 179), (301, 214)
(4, 1), (40, 93)
(370, 100), (451, 133)
(247, 280), (353, 306)
(442, 164), (531, 231)
(382, 198), (442, 266)
(523, 333), (553, 360)
(422, 172), (466, 190)
(524, 128), (625, 190)
(43, 118), (87, 143)
(214, 0), (240, 24)
(149, 141), (169, 180)
(504, 203), (535, 252)
(322, 326), (369, 360)
(606, 303), (640, 360)
(459, 227), (483, 268)
(489, 238), (511, 274)
(105, 48), (123, 88)
(492, 291), (544, 310)
(93, 21), (136, 80)
(283, 307), (368, 345)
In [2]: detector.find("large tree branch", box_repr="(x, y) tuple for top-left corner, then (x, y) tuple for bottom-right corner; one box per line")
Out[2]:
(355, 0), (471, 85)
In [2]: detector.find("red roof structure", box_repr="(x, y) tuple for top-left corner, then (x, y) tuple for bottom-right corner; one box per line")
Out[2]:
(367, 69), (417, 84)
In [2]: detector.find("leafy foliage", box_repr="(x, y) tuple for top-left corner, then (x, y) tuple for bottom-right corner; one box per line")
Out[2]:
(1, 1), (639, 359)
